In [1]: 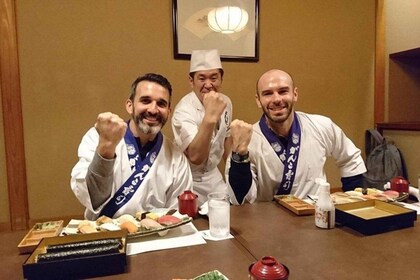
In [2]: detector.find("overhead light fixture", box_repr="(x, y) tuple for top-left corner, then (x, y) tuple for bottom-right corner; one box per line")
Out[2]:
(207, 6), (249, 34)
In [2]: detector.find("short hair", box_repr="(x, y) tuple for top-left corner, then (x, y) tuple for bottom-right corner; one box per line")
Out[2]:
(129, 73), (172, 102)
(189, 68), (224, 79)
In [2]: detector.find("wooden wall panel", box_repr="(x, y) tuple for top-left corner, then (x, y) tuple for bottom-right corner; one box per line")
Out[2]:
(375, 0), (385, 124)
(0, 0), (29, 230)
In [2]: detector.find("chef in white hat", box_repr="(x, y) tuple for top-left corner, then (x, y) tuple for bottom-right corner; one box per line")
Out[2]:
(172, 49), (232, 206)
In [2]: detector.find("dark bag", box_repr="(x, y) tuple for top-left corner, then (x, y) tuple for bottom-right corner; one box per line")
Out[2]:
(363, 129), (408, 190)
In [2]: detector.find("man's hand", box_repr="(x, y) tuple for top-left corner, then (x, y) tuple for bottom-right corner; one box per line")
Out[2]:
(184, 91), (226, 165)
(95, 112), (127, 159)
(202, 91), (227, 124)
(230, 119), (253, 155)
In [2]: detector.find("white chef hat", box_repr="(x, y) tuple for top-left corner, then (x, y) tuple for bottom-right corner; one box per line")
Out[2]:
(189, 49), (222, 73)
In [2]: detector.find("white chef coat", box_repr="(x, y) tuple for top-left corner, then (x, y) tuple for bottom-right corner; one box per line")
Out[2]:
(172, 91), (232, 205)
(226, 112), (367, 204)
(71, 127), (193, 220)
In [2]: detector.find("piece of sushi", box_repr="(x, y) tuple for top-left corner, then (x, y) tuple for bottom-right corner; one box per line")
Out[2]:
(119, 221), (138, 233)
(116, 214), (137, 224)
(157, 215), (182, 226)
(46, 238), (122, 253)
(96, 215), (113, 225)
(135, 211), (150, 220)
(145, 212), (160, 221)
(77, 220), (97, 234)
(37, 243), (120, 263)
(139, 218), (163, 230)
(383, 190), (400, 200)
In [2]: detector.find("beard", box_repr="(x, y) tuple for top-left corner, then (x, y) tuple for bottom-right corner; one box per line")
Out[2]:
(133, 111), (167, 135)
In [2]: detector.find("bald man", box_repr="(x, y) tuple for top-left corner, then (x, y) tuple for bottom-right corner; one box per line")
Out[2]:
(226, 69), (366, 204)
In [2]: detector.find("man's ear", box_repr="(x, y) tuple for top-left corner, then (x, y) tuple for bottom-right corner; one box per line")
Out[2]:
(188, 75), (194, 88)
(125, 99), (133, 114)
(255, 94), (262, 108)
(293, 87), (298, 102)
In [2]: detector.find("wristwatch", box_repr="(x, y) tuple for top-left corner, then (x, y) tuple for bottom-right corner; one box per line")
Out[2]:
(231, 151), (250, 163)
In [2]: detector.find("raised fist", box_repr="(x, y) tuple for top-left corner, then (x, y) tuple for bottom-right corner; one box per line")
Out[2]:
(230, 119), (253, 154)
(203, 91), (227, 124)
(94, 112), (127, 158)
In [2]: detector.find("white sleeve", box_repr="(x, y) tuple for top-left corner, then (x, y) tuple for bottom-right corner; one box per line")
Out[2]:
(171, 105), (199, 152)
(323, 118), (367, 177)
(164, 147), (194, 209)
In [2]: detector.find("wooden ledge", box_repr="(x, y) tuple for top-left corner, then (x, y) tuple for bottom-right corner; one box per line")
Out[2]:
(376, 122), (420, 134)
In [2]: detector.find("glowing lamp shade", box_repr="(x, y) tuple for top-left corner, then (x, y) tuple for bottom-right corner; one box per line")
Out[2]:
(207, 6), (249, 34)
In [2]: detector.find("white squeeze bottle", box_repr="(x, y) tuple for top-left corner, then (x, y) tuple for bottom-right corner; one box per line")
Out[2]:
(315, 180), (335, 229)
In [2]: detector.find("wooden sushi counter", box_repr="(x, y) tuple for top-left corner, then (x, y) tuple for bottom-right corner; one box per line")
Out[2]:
(229, 202), (419, 280)
(1, 201), (419, 279)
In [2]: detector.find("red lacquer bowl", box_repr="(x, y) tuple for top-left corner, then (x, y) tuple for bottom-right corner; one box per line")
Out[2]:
(249, 256), (289, 280)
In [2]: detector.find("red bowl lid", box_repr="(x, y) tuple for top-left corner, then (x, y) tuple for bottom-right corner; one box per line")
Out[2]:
(178, 190), (198, 201)
(249, 256), (289, 280)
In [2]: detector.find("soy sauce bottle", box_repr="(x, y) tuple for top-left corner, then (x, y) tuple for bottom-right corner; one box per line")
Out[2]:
(315, 180), (335, 229)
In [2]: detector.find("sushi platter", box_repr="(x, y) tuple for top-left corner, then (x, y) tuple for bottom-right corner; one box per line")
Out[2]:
(61, 208), (192, 238)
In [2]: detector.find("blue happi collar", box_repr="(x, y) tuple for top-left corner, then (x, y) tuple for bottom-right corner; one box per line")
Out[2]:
(259, 112), (301, 195)
(99, 121), (163, 217)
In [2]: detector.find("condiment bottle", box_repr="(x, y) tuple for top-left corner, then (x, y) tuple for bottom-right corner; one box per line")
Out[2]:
(315, 181), (335, 229)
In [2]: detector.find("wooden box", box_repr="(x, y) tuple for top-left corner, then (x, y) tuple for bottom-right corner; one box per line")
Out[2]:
(22, 230), (128, 279)
(335, 200), (417, 235)
(18, 221), (64, 254)
(274, 195), (315, 215)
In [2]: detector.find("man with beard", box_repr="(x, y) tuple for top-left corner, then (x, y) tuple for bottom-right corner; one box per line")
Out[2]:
(226, 69), (366, 204)
(71, 73), (193, 220)
(172, 49), (232, 206)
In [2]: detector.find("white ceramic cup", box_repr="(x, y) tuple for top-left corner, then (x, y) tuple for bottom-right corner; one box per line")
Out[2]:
(207, 192), (230, 238)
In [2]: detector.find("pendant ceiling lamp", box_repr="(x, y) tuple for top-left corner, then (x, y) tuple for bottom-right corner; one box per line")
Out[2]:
(207, 6), (249, 34)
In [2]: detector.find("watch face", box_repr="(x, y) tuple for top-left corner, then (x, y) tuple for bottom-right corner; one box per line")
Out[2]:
(232, 153), (241, 161)
(232, 152), (249, 162)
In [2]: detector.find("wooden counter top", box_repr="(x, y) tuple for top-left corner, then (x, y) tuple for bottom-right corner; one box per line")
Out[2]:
(2, 203), (418, 279)
(1, 218), (255, 279)
(230, 202), (419, 280)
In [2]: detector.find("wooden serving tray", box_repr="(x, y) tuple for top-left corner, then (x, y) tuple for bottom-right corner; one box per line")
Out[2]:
(62, 216), (192, 239)
(18, 220), (64, 254)
(274, 195), (315, 215)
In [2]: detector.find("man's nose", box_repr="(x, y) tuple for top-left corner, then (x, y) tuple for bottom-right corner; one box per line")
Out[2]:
(147, 102), (159, 114)
(204, 80), (214, 89)
(272, 92), (282, 102)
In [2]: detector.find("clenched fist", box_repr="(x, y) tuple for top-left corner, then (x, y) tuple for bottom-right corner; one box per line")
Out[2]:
(230, 119), (253, 155)
(203, 91), (227, 124)
(95, 112), (127, 159)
